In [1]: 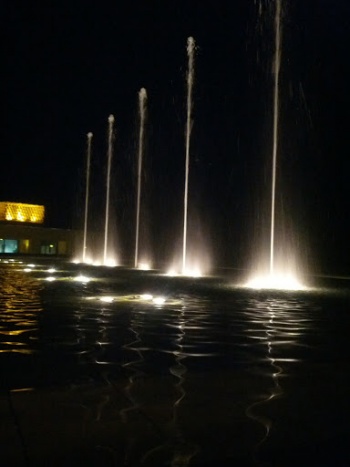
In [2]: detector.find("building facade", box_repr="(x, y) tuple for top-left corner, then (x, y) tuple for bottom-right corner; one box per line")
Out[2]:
(0, 202), (79, 257)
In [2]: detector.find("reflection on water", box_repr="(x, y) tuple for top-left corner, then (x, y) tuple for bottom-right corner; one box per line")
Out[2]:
(119, 308), (146, 465)
(0, 262), (43, 356)
(243, 296), (313, 463)
(1, 260), (350, 465)
(140, 306), (200, 466)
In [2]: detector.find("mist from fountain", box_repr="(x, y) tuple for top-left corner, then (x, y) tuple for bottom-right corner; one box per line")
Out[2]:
(82, 132), (93, 263)
(134, 88), (147, 268)
(103, 114), (115, 265)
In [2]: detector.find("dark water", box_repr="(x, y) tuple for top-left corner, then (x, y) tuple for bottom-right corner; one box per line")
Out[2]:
(1, 258), (350, 466)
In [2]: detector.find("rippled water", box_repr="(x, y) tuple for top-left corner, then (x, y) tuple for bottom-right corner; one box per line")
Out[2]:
(1, 258), (350, 466)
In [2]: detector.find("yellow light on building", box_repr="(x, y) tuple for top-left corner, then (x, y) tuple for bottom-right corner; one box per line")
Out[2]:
(0, 202), (45, 224)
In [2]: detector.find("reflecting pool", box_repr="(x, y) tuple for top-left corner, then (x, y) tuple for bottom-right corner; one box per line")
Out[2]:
(1, 258), (349, 466)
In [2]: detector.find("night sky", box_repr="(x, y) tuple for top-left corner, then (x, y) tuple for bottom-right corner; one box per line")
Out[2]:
(2, 0), (350, 273)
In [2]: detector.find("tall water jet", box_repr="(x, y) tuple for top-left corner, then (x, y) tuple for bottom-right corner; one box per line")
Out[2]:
(245, 0), (306, 290)
(103, 114), (115, 265)
(269, 0), (282, 275)
(82, 132), (93, 263)
(134, 88), (147, 268)
(182, 36), (195, 274)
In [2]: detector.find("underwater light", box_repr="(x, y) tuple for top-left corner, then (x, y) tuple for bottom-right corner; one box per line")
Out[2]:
(45, 276), (56, 282)
(152, 296), (166, 305)
(166, 269), (179, 277)
(140, 293), (153, 300)
(74, 275), (91, 283)
(47, 268), (56, 273)
(166, 266), (202, 277)
(23, 268), (32, 272)
(84, 258), (94, 265)
(99, 296), (114, 303)
(138, 262), (151, 271)
(245, 272), (306, 291)
(182, 267), (202, 278)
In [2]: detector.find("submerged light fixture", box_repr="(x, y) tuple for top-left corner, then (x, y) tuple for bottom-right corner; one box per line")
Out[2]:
(245, 272), (306, 291)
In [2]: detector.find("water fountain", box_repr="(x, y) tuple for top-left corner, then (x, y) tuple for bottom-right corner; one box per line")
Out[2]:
(82, 132), (93, 263)
(246, 0), (305, 290)
(134, 88), (148, 269)
(269, 0), (281, 276)
(166, 36), (211, 278)
(182, 36), (195, 275)
(103, 114), (115, 266)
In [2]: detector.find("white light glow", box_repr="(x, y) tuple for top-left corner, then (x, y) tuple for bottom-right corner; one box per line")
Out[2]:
(182, 267), (202, 278)
(245, 272), (306, 291)
(140, 293), (153, 300)
(138, 262), (151, 271)
(47, 268), (56, 273)
(74, 275), (91, 283)
(152, 296), (166, 305)
(166, 269), (179, 277)
(166, 266), (203, 278)
(45, 276), (56, 282)
(99, 296), (114, 303)
(84, 293), (181, 306)
(104, 259), (117, 267)
(23, 268), (32, 272)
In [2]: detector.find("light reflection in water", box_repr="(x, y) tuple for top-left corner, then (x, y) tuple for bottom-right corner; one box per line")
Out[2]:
(168, 308), (200, 467)
(0, 264), (43, 356)
(119, 308), (147, 465)
(243, 296), (312, 463)
(141, 306), (200, 466)
(0, 261), (327, 465)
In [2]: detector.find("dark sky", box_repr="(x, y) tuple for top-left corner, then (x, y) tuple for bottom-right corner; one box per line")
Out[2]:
(2, 0), (350, 273)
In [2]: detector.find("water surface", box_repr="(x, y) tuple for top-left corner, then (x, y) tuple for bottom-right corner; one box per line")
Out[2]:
(1, 259), (349, 466)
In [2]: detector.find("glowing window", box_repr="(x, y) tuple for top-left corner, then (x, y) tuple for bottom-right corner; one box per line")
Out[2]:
(20, 239), (30, 253)
(0, 239), (18, 254)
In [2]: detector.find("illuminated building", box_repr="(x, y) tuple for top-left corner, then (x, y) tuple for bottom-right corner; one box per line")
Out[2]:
(0, 201), (78, 256)
(0, 202), (45, 224)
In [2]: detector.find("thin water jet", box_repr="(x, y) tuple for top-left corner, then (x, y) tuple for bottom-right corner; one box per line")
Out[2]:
(167, 36), (210, 277)
(270, 0), (281, 275)
(103, 114), (115, 265)
(182, 36), (195, 274)
(82, 132), (93, 263)
(134, 88), (147, 268)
